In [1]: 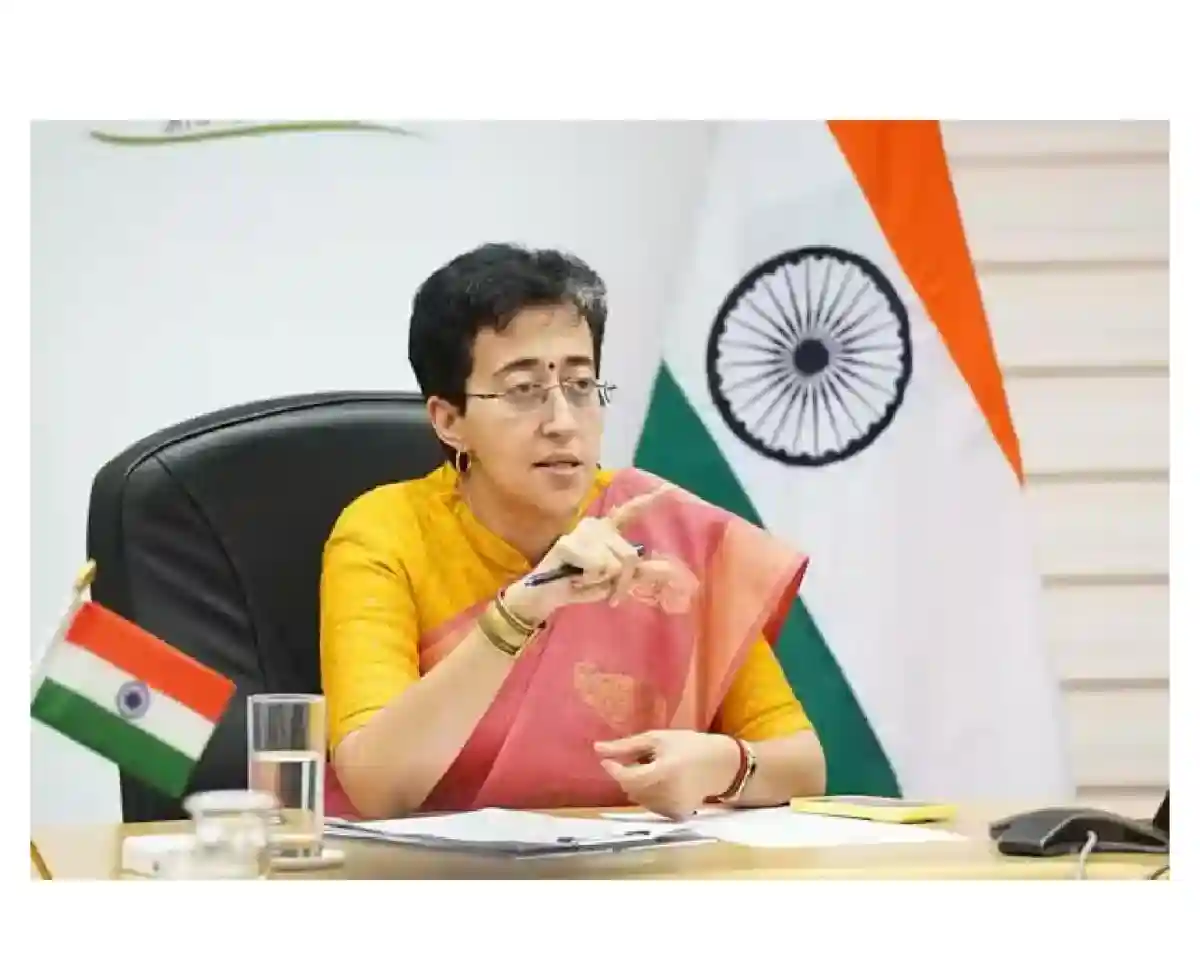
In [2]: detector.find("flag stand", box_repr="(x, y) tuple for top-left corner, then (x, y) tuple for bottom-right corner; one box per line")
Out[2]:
(31, 561), (98, 881)
(30, 841), (52, 880)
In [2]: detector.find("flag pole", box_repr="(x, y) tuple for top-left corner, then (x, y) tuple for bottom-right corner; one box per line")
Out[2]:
(30, 561), (96, 702)
(73, 559), (97, 593)
(30, 841), (51, 880)
(31, 560), (98, 881)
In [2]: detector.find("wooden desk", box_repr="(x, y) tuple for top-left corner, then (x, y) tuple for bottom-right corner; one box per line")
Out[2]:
(33, 807), (1167, 880)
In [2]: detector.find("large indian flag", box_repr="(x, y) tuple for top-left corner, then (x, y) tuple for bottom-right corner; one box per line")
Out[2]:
(635, 120), (1071, 802)
(32, 594), (235, 797)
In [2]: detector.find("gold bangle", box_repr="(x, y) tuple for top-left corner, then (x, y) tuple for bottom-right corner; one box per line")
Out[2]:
(478, 602), (528, 658)
(494, 588), (539, 633)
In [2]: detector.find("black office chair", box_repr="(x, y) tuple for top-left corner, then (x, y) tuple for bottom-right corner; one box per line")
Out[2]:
(85, 391), (444, 822)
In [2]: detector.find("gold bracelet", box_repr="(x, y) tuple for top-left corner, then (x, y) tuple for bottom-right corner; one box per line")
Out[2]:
(494, 588), (539, 633)
(478, 602), (530, 658)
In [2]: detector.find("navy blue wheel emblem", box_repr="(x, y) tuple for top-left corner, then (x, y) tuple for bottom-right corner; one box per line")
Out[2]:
(116, 680), (151, 720)
(705, 246), (913, 467)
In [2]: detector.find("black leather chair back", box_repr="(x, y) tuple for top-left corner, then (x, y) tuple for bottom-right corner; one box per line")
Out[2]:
(85, 391), (443, 822)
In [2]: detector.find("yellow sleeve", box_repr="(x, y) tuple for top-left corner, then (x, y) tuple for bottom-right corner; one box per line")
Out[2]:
(319, 494), (420, 753)
(712, 637), (812, 741)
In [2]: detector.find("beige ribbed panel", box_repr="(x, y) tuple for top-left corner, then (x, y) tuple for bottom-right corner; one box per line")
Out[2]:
(942, 121), (1169, 803)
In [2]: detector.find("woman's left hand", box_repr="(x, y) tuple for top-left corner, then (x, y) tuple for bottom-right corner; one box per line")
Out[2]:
(594, 730), (742, 820)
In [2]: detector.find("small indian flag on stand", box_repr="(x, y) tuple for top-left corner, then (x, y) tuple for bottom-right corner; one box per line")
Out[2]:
(31, 563), (235, 797)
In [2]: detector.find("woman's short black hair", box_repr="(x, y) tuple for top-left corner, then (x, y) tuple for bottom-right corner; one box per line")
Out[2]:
(408, 242), (608, 409)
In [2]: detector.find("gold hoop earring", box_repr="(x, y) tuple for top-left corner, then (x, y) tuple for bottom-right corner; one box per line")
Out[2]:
(454, 450), (470, 474)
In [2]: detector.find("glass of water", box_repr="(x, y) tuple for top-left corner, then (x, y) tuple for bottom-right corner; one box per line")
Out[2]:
(247, 693), (326, 862)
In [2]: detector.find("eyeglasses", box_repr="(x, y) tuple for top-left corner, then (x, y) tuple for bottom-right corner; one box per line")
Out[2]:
(466, 377), (617, 414)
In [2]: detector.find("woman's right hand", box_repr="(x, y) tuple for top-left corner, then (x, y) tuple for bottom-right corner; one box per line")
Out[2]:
(503, 483), (675, 625)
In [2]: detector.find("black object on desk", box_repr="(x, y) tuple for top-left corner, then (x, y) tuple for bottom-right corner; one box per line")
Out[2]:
(1153, 789), (1169, 835)
(989, 790), (1170, 857)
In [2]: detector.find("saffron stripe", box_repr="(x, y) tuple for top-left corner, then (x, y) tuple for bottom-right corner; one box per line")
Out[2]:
(31, 680), (197, 797)
(827, 120), (1024, 482)
(64, 602), (234, 722)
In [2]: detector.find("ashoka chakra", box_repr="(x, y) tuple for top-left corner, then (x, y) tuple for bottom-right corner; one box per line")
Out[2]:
(705, 246), (913, 467)
(116, 680), (151, 720)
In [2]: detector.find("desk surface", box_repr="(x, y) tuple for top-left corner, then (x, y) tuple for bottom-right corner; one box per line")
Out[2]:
(33, 805), (1168, 880)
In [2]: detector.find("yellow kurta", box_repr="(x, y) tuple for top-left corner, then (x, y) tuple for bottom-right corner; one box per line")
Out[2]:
(320, 464), (812, 752)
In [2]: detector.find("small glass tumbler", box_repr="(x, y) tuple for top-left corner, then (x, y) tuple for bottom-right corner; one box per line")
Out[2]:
(247, 693), (327, 861)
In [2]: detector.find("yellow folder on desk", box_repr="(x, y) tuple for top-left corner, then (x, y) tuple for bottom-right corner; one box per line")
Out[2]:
(790, 795), (957, 824)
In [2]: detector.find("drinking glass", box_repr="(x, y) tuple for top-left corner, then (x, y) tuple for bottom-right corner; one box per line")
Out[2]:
(158, 789), (276, 879)
(247, 693), (326, 861)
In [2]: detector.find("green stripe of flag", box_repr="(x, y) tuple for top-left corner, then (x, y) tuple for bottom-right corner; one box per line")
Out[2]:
(634, 363), (901, 797)
(32, 679), (197, 797)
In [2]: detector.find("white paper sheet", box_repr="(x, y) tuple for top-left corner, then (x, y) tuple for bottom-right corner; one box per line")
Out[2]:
(603, 806), (967, 848)
(325, 807), (694, 852)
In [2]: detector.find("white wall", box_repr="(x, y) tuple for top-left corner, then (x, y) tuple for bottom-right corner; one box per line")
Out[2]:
(31, 120), (1169, 824)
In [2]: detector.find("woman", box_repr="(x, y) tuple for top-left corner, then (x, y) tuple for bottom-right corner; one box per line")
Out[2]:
(320, 242), (826, 821)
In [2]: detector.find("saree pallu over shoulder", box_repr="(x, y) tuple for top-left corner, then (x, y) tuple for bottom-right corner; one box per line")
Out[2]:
(326, 468), (809, 817)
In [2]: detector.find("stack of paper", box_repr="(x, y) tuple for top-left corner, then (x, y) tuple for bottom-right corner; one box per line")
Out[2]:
(325, 807), (712, 858)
